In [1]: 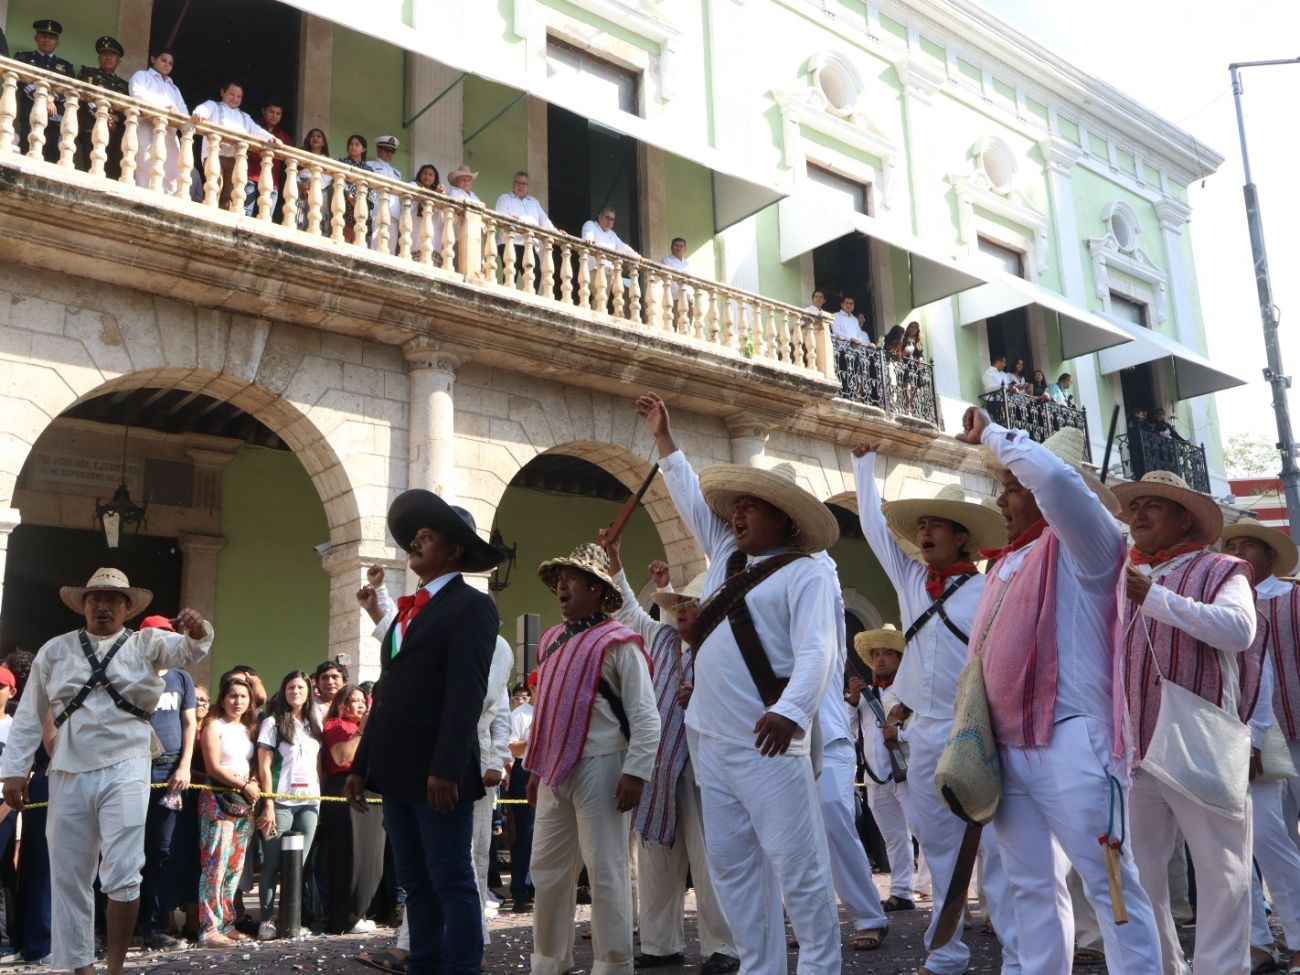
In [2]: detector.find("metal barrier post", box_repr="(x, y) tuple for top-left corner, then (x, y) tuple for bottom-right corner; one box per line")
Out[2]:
(278, 830), (304, 938)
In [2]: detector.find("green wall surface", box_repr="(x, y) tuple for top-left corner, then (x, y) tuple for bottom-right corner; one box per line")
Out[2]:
(212, 446), (330, 685)
(662, 153), (718, 275)
(4, 0), (110, 74)
(462, 76), (527, 205)
(329, 27), (410, 177)
(828, 534), (901, 628)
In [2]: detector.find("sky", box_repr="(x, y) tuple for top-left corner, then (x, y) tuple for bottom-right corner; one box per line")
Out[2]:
(975, 0), (1300, 470)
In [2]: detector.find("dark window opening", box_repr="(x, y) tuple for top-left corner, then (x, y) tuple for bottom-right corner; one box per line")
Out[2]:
(546, 105), (640, 248)
(813, 234), (876, 338)
(986, 308), (1033, 376)
(1120, 361), (1159, 418)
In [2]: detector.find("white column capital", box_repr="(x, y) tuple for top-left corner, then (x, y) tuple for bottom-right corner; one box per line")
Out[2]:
(403, 336), (466, 373)
(184, 446), (238, 471)
(893, 56), (945, 103)
(1155, 198), (1192, 234)
(726, 414), (771, 467)
(1038, 135), (1083, 177)
(178, 532), (226, 557)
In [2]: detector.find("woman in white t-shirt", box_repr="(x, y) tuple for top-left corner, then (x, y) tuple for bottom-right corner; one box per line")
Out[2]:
(254, 670), (323, 940)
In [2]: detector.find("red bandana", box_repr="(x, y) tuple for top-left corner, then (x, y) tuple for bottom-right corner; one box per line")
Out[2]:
(979, 517), (1048, 562)
(925, 562), (980, 599)
(872, 675), (895, 689)
(1128, 541), (1205, 568)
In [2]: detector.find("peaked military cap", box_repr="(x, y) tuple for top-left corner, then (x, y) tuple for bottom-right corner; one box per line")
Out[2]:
(33, 19), (63, 35)
(95, 35), (124, 56)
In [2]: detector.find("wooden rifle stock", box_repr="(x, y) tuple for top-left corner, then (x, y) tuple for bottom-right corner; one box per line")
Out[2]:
(602, 463), (659, 546)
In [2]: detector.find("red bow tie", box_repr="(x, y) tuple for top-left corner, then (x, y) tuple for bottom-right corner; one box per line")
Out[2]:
(396, 588), (431, 634)
(925, 563), (979, 599)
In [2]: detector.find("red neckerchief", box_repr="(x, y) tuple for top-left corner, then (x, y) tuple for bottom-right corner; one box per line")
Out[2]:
(979, 517), (1048, 562)
(1128, 541), (1204, 568)
(395, 587), (431, 638)
(925, 562), (980, 599)
(871, 675), (895, 689)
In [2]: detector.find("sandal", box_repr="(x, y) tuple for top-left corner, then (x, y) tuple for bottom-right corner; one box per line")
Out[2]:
(1251, 945), (1280, 974)
(853, 927), (887, 951)
(198, 933), (235, 947)
(357, 948), (409, 975)
(1074, 947), (1106, 966)
(881, 895), (915, 912)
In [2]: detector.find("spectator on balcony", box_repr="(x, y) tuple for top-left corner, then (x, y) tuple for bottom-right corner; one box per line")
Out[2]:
(245, 98), (292, 217)
(191, 81), (281, 210)
(902, 320), (924, 360)
(1150, 408), (1186, 442)
(14, 19), (74, 164)
(128, 50), (188, 193)
(447, 165), (482, 203)
(409, 164), (446, 260)
(76, 36), (129, 178)
(662, 237), (697, 317)
(294, 128), (331, 229)
(803, 288), (827, 315)
(1045, 372), (1073, 405)
(365, 135), (403, 252)
(1010, 356), (1029, 389)
(831, 296), (873, 346)
(1030, 369), (1049, 398)
(494, 171), (557, 287)
(981, 353), (1012, 394)
(582, 207), (639, 265)
(336, 135), (375, 244)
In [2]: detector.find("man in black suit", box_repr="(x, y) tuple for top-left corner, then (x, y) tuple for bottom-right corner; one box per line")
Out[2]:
(346, 490), (505, 975)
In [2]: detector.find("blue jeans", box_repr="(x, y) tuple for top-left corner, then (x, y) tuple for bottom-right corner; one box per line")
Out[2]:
(141, 784), (182, 932)
(260, 804), (319, 917)
(506, 761), (534, 903)
(382, 796), (480, 975)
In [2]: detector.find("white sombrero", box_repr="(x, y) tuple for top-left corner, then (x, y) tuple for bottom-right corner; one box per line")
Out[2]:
(853, 624), (904, 665)
(981, 426), (1120, 516)
(881, 483), (1007, 556)
(538, 542), (622, 611)
(1219, 518), (1299, 576)
(652, 572), (706, 616)
(1111, 470), (1223, 545)
(697, 462), (839, 553)
(60, 567), (152, 617)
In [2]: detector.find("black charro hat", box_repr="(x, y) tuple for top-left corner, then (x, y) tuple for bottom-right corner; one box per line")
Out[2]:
(33, 19), (63, 35)
(386, 489), (506, 573)
(95, 35), (124, 56)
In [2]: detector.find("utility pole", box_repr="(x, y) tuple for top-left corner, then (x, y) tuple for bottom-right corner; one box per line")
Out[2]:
(1230, 58), (1300, 532)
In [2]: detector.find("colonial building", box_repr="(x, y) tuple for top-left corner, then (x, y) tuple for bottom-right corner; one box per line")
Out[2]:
(0, 0), (1243, 684)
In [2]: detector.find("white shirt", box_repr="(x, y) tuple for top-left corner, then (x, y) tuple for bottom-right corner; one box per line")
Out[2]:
(2, 622), (213, 776)
(830, 311), (869, 343)
(852, 451), (986, 720)
(448, 186), (482, 204)
(981, 423), (1125, 731)
(494, 193), (556, 245)
(191, 100), (274, 159)
(365, 158), (402, 181)
(1258, 574), (1294, 602)
(128, 67), (188, 115)
(853, 690), (903, 782)
(662, 254), (689, 273)
(256, 715), (321, 806)
(477, 636), (515, 776)
(659, 450), (838, 753)
(815, 551), (851, 744)
(982, 365), (1010, 393)
(509, 701), (534, 749)
(581, 220), (638, 268)
(803, 304), (827, 315)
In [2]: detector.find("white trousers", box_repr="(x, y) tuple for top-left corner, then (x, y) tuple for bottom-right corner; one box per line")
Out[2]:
(531, 752), (633, 975)
(818, 739), (887, 931)
(1282, 740), (1300, 857)
(48, 755), (151, 971)
(692, 731), (840, 975)
(636, 760), (736, 959)
(996, 717), (1162, 975)
(906, 715), (1021, 975)
(472, 790), (494, 945)
(1130, 768), (1252, 975)
(865, 777), (913, 898)
(1251, 778), (1300, 948)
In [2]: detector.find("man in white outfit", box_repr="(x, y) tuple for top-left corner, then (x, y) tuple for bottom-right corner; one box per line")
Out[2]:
(365, 135), (403, 253)
(1114, 471), (1257, 975)
(1, 569), (213, 975)
(494, 171), (558, 288)
(447, 165), (482, 203)
(637, 391), (843, 975)
(850, 449), (1021, 974)
(954, 411), (1163, 975)
(190, 80), (281, 210)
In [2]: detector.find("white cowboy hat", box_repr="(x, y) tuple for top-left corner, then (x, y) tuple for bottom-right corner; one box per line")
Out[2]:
(881, 483), (1007, 557)
(1111, 470), (1223, 545)
(538, 542), (622, 611)
(697, 462), (840, 553)
(1219, 518), (1299, 576)
(652, 572), (706, 616)
(981, 426), (1120, 516)
(60, 567), (152, 617)
(853, 623), (904, 665)
(447, 165), (478, 181)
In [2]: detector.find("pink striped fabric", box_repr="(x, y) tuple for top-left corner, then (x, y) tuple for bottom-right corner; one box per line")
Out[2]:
(529, 617), (645, 788)
(1267, 585), (1300, 740)
(632, 625), (691, 846)
(1121, 550), (1247, 758)
(1237, 615), (1269, 723)
(969, 530), (1060, 749)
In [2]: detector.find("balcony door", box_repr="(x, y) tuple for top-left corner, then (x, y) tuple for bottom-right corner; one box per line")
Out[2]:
(1109, 294), (1166, 420)
(807, 166), (878, 338)
(977, 237), (1036, 378)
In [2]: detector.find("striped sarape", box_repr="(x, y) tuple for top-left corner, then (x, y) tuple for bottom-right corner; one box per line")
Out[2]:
(632, 623), (693, 846)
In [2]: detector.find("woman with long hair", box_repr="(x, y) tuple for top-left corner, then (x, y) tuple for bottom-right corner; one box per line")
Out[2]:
(296, 128), (332, 232)
(337, 134), (372, 244)
(321, 684), (385, 933)
(902, 320), (924, 360)
(197, 676), (260, 945)
(254, 671), (323, 939)
(411, 164), (446, 260)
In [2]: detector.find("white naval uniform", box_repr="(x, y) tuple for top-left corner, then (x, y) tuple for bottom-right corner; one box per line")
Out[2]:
(660, 449), (841, 975)
(977, 424), (1163, 975)
(1126, 551), (1256, 975)
(854, 689), (915, 899)
(610, 570), (737, 963)
(1, 622), (213, 971)
(472, 636), (514, 944)
(852, 450), (1020, 975)
(127, 67), (188, 191)
(365, 158), (403, 252)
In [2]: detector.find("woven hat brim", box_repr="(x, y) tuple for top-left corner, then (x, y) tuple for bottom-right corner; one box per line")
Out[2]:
(1219, 522), (1298, 575)
(881, 497), (1007, 557)
(652, 591), (698, 615)
(698, 465), (839, 553)
(982, 447), (1120, 517)
(1111, 481), (1223, 544)
(60, 585), (152, 618)
(537, 558), (623, 611)
(853, 633), (905, 666)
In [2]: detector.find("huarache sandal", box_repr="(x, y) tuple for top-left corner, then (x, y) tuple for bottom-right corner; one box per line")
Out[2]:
(1250, 945), (1280, 974)
(852, 927), (887, 951)
(356, 948), (409, 974)
(881, 895), (915, 912)
(1074, 947), (1106, 966)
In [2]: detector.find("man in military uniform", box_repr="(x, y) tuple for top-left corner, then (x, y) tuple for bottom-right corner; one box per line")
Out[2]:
(14, 19), (75, 163)
(77, 36), (129, 177)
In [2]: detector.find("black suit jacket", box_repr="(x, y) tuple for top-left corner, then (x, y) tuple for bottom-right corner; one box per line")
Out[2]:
(353, 574), (498, 803)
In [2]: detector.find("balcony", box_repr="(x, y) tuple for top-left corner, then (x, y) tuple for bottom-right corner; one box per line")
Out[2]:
(833, 341), (941, 427)
(979, 386), (1091, 460)
(1119, 426), (1211, 494)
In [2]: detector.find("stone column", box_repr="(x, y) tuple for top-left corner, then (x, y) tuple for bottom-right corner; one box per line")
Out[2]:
(297, 16), (334, 137)
(321, 542), (406, 683)
(407, 52), (466, 176)
(177, 533), (225, 688)
(0, 506), (20, 624)
(727, 416), (770, 467)
(404, 337), (461, 499)
(115, 0), (154, 77)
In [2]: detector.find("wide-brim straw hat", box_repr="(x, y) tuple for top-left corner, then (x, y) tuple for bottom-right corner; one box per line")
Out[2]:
(881, 483), (1007, 556)
(697, 462), (839, 553)
(447, 165), (478, 181)
(1219, 519), (1299, 576)
(652, 572), (706, 616)
(981, 426), (1120, 516)
(853, 623), (904, 665)
(538, 542), (623, 612)
(1111, 470), (1223, 545)
(60, 567), (152, 617)
(387, 490), (507, 573)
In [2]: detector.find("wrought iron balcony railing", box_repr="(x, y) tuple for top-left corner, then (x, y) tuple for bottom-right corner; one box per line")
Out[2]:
(978, 385), (1091, 460)
(832, 340), (941, 427)
(1119, 426), (1210, 494)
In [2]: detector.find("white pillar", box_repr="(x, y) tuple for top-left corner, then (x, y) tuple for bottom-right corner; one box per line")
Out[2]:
(727, 416), (769, 467)
(0, 506), (20, 626)
(178, 533), (225, 688)
(297, 16), (334, 138)
(404, 337), (461, 500)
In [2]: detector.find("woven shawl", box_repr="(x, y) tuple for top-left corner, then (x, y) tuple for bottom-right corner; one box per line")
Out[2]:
(1267, 585), (1300, 740)
(631, 624), (692, 846)
(1237, 615), (1269, 724)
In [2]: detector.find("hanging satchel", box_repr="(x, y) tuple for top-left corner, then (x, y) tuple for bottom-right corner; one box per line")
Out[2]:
(1258, 720), (1298, 782)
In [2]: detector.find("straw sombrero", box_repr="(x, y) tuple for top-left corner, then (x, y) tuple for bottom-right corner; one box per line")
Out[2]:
(652, 572), (706, 616)
(447, 165), (478, 181)
(980, 426), (1119, 516)
(853, 624), (905, 665)
(881, 483), (1006, 556)
(697, 462), (839, 553)
(1220, 519), (1299, 576)
(1111, 471), (1223, 545)
(60, 567), (152, 617)
(538, 542), (622, 611)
